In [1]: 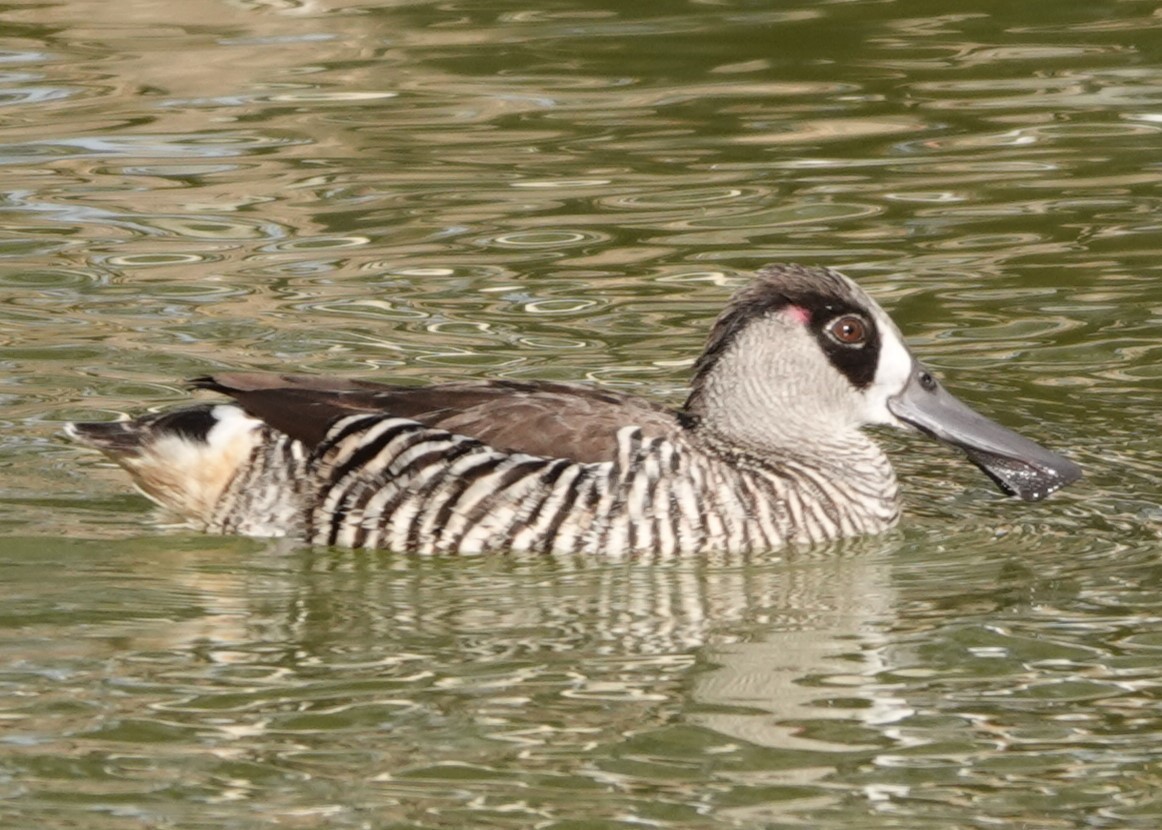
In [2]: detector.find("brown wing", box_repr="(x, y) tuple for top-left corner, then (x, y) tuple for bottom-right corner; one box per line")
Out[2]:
(192, 372), (682, 464)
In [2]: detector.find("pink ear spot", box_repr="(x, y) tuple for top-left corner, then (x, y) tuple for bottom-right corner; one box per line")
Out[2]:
(782, 304), (811, 326)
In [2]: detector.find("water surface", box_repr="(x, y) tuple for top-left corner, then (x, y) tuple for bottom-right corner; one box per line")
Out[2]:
(2, 1), (1161, 827)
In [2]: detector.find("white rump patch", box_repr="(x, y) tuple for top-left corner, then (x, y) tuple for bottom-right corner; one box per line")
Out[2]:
(124, 405), (266, 527)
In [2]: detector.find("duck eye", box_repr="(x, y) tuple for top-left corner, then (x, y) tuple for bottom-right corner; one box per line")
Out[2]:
(826, 314), (868, 346)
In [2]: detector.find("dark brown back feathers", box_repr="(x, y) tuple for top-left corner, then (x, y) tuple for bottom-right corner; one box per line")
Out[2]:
(192, 373), (681, 464)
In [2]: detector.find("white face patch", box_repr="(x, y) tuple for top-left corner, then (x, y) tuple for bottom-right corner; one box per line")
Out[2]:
(860, 309), (916, 427)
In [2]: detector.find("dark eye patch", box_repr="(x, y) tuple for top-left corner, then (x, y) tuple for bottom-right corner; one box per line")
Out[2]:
(803, 298), (881, 389)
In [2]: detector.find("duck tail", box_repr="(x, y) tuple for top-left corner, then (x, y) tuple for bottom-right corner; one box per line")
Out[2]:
(65, 404), (270, 530)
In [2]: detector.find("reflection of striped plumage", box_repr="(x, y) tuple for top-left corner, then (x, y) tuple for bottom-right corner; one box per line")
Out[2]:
(67, 264), (1080, 554)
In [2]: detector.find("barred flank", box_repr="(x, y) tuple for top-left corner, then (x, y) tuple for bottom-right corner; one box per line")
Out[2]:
(207, 414), (900, 555)
(211, 427), (310, 537)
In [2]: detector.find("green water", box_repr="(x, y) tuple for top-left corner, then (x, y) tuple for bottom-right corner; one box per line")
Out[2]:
(2, 0), (1160, 827)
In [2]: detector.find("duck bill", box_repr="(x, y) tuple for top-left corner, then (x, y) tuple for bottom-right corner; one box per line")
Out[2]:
(887, 363), (1082, 501)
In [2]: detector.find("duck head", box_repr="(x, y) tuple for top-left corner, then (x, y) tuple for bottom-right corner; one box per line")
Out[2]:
(684, 263), (1081, 501)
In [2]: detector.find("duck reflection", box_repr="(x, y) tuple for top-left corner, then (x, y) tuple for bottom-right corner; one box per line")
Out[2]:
(272, 537), (912, 756)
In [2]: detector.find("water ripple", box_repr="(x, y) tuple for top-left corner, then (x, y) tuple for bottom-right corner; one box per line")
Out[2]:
(2, 1), (1161, 827)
